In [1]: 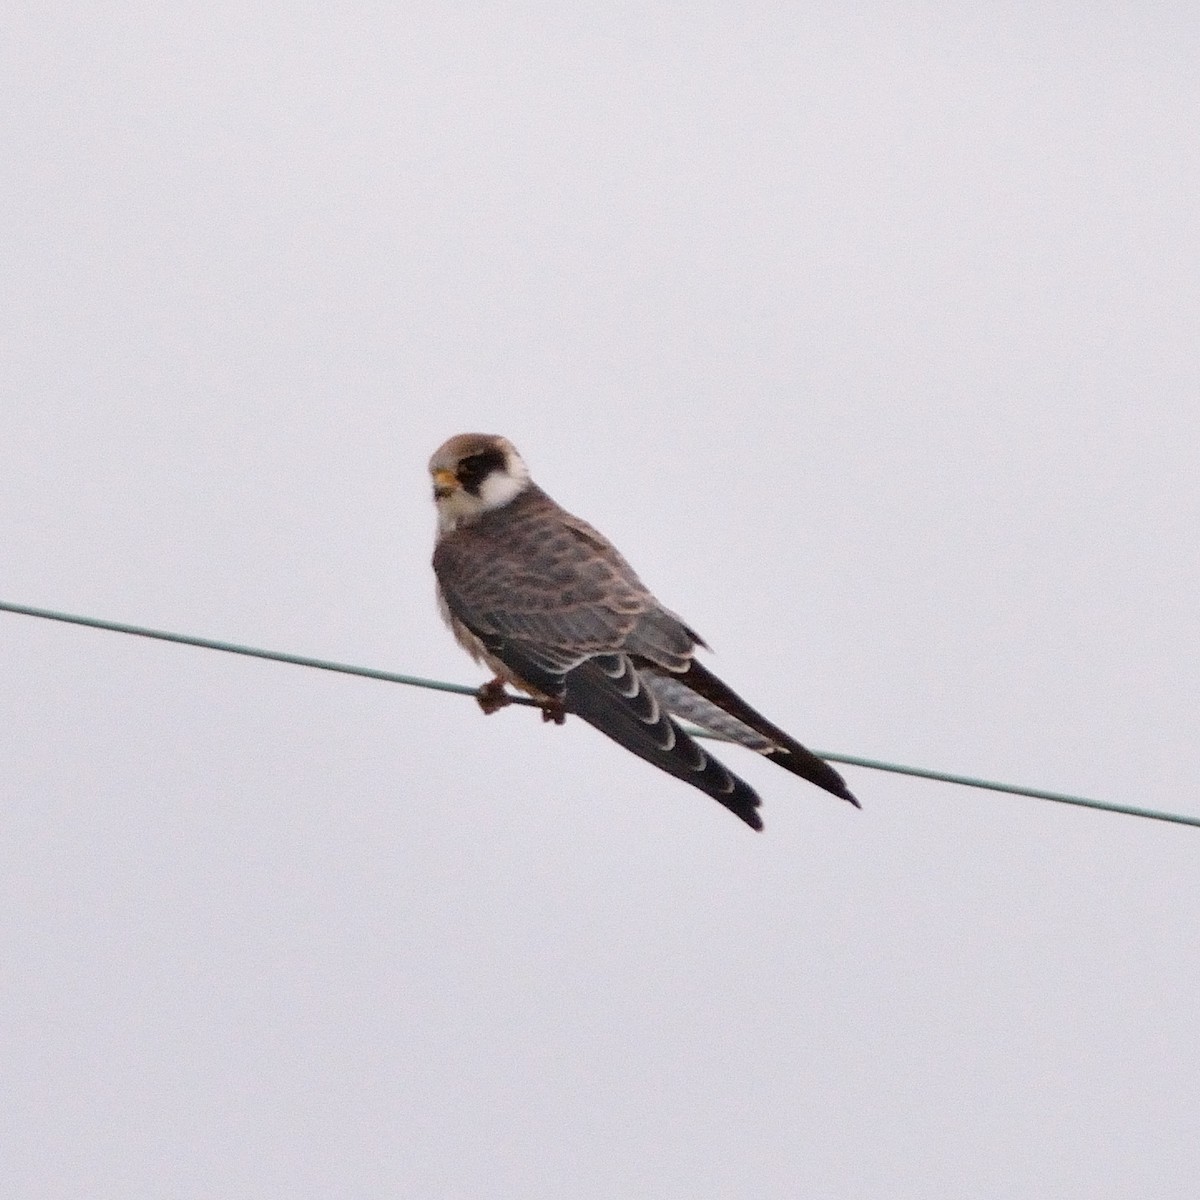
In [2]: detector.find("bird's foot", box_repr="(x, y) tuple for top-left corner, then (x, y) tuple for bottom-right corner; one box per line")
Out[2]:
(538, 698), (567, 726)
(476, 677), (513, 715)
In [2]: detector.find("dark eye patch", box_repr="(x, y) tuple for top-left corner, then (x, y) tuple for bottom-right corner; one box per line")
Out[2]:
(457, 448), (508, 494)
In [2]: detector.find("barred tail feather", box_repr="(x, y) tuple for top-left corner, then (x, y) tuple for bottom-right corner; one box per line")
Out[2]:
(657, 659), (860, 809)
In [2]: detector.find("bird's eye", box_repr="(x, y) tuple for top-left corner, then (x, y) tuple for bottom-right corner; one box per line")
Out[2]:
(457, 449), (506, 492)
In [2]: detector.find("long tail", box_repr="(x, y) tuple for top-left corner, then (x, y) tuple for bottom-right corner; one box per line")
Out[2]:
(641, 659), (860, 809)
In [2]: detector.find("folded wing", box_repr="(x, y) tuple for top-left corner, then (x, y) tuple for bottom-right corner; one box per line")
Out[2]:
(563, 654), (763, 830)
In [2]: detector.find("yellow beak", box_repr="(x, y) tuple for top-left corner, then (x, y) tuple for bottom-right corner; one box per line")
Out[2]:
(432, 467), (459, 496)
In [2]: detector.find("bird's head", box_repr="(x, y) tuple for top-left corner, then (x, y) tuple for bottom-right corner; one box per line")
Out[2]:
(428, 433), (531, 532)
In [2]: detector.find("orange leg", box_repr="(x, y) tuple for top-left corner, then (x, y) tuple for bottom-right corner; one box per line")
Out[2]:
(476, 677), (567, 725)
(476, 677), (513, 715)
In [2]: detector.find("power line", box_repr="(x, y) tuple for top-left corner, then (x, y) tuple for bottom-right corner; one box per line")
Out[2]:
(0, 599), (495, 698)
(2, 598), (1196, 830)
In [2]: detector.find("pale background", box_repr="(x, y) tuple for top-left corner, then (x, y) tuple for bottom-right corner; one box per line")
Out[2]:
(3, 5), (1198, 1198)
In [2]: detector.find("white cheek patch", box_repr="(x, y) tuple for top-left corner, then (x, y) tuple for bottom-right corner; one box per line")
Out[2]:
(477, 468), (527, 510)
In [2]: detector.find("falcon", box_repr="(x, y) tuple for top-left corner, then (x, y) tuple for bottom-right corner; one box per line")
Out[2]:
(429, 432), (859, 830)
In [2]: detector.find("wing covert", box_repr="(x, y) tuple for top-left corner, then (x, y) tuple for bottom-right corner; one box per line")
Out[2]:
(433, 485), (698, 675)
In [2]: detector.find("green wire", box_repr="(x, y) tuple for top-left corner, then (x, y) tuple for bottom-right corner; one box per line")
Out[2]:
(2, 599), (1196, 830)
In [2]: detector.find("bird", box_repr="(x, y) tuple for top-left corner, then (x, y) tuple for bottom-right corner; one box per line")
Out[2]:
(428, 432), (859, 830)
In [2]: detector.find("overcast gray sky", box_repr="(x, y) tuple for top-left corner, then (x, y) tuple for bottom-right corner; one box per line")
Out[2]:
(3, 4), (1199, 1197)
